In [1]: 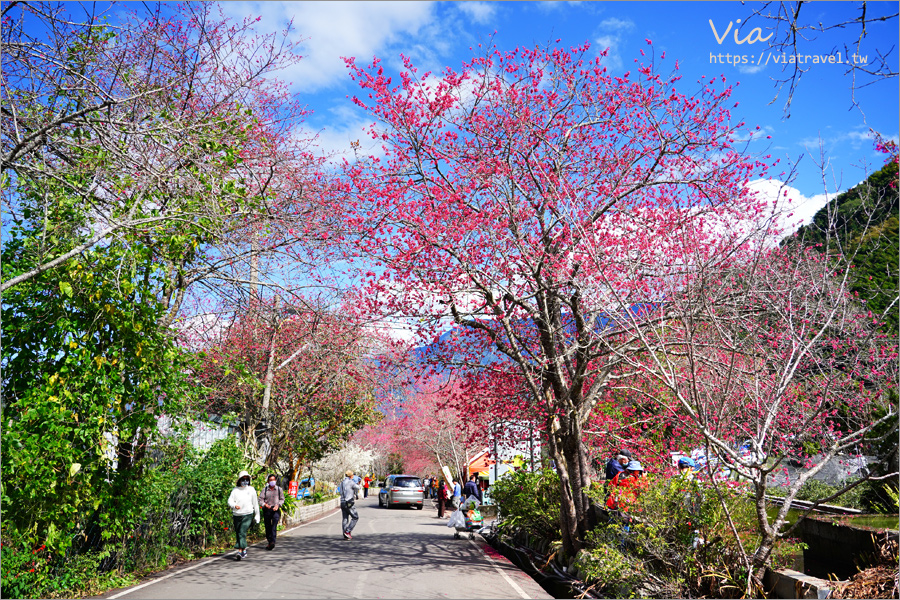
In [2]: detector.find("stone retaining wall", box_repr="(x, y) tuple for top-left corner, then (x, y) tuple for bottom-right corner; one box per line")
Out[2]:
(283, 497), (340, 527)
(763, 568), (837, 599)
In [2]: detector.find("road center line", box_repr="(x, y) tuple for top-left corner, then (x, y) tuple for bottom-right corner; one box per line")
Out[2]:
(468, 539), (530, 599)
(352, 569), (370, 598)
(108, 508), (340, 599)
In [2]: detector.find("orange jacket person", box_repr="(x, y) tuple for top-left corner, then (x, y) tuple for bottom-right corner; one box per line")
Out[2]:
(606, 461), (647, 512)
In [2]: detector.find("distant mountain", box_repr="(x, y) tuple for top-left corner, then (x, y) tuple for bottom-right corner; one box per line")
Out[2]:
(793, 161), (899, 333)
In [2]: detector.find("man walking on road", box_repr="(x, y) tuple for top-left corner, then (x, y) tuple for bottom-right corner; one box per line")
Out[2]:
(259, 473), (284, 550)
(340, 470), (361, 539)
(451, 479), (463, 510)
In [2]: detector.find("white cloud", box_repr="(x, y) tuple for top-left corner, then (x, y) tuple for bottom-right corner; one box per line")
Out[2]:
(599, 17), (634, 30)
(221, 2), (436, 92)
(537, 1), (584, 13)
(295, 117), (385, 163)
(458, 2), (496, 25)
(595, 35), (623, 71)
(737, 63), (766, 75)
(595, 17), (634, 72)
(745, 178), (832, 236)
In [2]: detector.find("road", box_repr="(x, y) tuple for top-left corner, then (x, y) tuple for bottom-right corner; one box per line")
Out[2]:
(101, 495), (553, 599)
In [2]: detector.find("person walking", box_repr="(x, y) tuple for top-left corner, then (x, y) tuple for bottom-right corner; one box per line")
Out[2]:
(340, 470), (361, 540)
(352, 473), (362, 500)
(437, 479), (449, 518)
(227, 470), (260, 561)
(463, 474), (482, 503)
(431, 477), (438, 499)
(259, 473), (284, 550)
(363, 474), (371, 498)
(451, 479), (463, 510)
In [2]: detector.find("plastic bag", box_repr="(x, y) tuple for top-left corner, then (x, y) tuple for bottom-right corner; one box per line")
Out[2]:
(447, 509), (466, 529)
(463, 495), (481, 509)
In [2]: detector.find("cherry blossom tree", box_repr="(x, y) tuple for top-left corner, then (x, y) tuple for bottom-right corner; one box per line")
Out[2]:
(338, 42), (773, 555)
(196, 296), (384, 480)
(1, 1), (328, 322)
(312, 443), (377, 485)
(597, 156), (899, 585)
(396, 378), (479, 479)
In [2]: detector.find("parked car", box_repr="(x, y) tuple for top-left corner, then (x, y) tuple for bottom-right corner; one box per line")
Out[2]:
(297, 476), (315, 498)
(378, 474), (425, 509)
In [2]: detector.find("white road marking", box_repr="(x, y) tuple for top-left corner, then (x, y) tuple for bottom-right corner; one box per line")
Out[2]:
(108, 508), (340, 598)
(468, 538), (530, 600)
(352, 569), (370, 598)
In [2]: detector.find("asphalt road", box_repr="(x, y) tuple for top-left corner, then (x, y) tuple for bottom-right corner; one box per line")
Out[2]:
(101, 495), (552, 599)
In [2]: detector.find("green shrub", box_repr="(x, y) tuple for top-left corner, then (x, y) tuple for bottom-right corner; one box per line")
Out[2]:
(0, 539), (133, 599)
(585, 475), (762, 598)
(489, 468), (561, 541)
(0, 434), (253, 599)
(577, 532), (646, 597)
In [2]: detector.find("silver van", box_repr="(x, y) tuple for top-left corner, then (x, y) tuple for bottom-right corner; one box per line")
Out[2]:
(378, 474), (425, 509)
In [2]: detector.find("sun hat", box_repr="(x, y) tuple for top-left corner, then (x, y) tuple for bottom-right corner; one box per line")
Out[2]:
(618, 449), (632, 458)
(625, 460), (644, 471)
(236, 470), (251, 485)
(678, 457), (696, 469)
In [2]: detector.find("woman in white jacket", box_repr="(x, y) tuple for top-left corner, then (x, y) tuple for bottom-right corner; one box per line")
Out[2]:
(227, 470), (260, 560)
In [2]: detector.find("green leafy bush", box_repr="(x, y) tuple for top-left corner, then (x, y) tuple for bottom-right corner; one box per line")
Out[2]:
(0, 537), (134, 599)
(585, 475), (763, 598)
(489, 468), (561, 541)
(0, 434), (255, 599)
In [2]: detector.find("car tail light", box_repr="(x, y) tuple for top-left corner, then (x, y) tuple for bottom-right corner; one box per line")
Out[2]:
(391, 487), (401, 492)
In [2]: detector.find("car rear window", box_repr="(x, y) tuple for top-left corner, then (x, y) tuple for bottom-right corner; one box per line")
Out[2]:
(393, 477), (421, 488)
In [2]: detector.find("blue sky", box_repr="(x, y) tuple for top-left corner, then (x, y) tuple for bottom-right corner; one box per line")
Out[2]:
(220, 1), (899, 224)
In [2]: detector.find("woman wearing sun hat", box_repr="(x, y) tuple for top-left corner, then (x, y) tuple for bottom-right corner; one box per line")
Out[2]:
(227, 470), (260, 560)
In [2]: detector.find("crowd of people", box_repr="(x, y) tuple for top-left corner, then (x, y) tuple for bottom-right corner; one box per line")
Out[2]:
(603, 448), (700, 514)
(224, 453), (698, 557)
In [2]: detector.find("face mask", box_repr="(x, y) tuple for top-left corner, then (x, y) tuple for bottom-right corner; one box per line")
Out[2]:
(268, 481), (276, 488)
(240, 480), (249, 487)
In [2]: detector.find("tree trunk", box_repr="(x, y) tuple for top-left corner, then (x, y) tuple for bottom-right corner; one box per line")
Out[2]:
(547, 416), (582, 557)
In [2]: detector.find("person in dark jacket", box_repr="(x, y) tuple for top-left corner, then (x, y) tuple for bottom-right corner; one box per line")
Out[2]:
(437, 480), (449, 518)
(605, 449), (632, 481)
(259, 473), (285, 550)
(463, 474), (482, 502)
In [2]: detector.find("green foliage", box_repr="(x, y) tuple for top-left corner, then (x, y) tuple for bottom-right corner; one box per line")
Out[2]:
(794, 160), (899, 333)
(0, 541), (134, 600)
(114, 435), (248, 570)
(490, 468), (561, 542)
(385, 453), (404, 475)
(583, 475), (766, 598)
(572, 540), (646, 598)
(1, 247), (200, 558)
(767, 476), (894, 512)
(0, 435), (248, 599)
